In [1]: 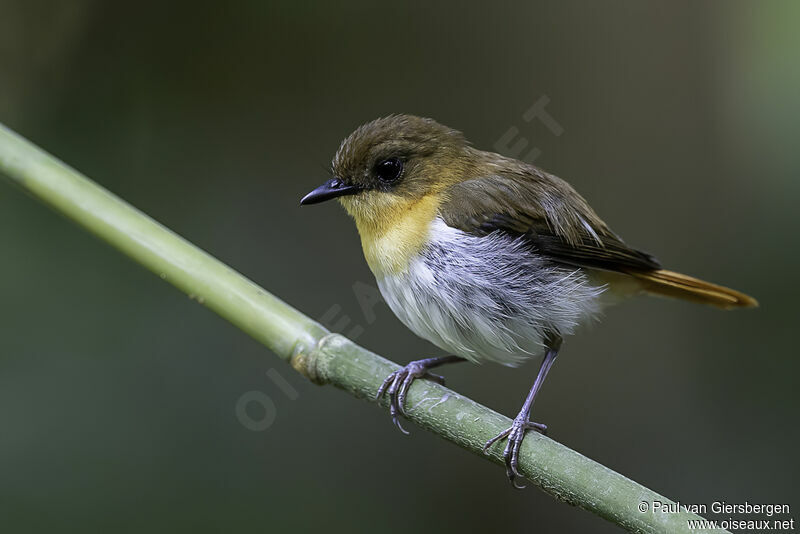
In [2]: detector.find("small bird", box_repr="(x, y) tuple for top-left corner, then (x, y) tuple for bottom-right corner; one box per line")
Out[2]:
(300, 115), (757, 486)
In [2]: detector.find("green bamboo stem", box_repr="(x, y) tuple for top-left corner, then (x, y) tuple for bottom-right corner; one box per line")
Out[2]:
(0, 123), (714, 533)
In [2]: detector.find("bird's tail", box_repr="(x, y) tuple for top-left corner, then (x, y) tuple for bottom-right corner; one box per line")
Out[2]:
(628, 269), (758, 310)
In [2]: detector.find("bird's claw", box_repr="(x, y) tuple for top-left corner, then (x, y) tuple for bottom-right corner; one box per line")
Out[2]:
(483, 415), (548, 488)
(375, 361), (446, 434)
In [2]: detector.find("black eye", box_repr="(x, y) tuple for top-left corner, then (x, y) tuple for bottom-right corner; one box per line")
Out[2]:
(375, 158), (404, 182)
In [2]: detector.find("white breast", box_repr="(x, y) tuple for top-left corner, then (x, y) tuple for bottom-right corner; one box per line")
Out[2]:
(376, 218), (608, 366)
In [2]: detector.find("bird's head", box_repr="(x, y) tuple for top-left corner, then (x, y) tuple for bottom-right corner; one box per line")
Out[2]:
(301, 115), (473, 232)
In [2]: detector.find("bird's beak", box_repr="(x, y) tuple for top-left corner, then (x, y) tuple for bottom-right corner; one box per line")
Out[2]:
(300, 178), (361, 206)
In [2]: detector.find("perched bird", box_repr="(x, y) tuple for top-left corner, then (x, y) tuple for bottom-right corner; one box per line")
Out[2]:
(300, 115), (757, 486)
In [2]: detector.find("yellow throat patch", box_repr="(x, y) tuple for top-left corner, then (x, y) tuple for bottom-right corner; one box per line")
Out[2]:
(340, 192), (441, 277)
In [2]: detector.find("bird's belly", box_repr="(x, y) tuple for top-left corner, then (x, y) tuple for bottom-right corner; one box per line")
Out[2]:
(375, 220), (608, 366)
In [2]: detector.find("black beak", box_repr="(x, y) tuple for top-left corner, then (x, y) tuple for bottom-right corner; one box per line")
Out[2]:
(300, 178), (361, 206)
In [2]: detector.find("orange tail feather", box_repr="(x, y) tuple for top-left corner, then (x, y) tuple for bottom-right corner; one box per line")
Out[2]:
(628, 269), (758, 310)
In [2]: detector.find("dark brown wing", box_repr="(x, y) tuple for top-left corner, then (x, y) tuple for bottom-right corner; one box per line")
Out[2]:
(439, 170), (661, 273)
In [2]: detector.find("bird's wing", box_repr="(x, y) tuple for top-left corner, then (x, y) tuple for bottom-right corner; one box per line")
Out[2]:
(438, 171), (661, 273)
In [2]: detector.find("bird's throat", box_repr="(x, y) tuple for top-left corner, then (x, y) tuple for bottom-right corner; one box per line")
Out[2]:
(351, 194), (440, 277)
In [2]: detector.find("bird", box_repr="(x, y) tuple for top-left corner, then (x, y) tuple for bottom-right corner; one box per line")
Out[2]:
(299, 114), (757, 487)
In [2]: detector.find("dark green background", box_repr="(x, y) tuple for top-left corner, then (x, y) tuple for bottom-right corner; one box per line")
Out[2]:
(1, 1), (798, 532)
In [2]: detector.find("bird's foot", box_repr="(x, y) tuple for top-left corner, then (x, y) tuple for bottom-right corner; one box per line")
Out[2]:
(375, 359), (446, 434)
(483, 414), (548, 489)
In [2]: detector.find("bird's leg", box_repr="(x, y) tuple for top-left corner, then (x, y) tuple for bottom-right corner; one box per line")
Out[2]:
(376, 355), (465, 434)
(483, 335), (562, 488)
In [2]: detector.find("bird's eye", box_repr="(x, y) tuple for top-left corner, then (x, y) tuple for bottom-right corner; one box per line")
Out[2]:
(375, 158), (404, 182)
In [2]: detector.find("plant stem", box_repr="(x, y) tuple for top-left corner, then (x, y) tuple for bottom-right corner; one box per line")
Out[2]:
(0, 123), (715, 533)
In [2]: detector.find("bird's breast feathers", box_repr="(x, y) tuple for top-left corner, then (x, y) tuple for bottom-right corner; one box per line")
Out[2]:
(373, 217), (609, 366)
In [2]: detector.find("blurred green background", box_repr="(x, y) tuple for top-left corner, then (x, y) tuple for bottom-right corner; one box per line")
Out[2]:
(1, 1), (798, 532)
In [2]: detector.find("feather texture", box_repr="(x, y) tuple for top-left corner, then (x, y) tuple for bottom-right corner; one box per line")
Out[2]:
(377, 219), (608, 366)
(628, 269), (758, 309)
(439, 167), (662, 273)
